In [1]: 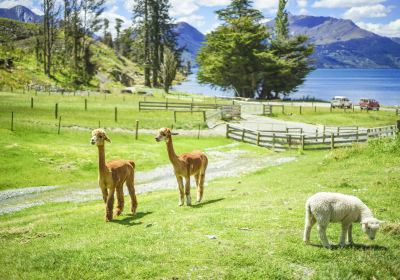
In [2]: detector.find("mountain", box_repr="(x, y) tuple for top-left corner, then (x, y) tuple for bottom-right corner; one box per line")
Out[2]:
(286, 14), (400, 68)
(176, 15), (400, 69)
(175, 22), (205, 64)
(0, 5), (42, 23)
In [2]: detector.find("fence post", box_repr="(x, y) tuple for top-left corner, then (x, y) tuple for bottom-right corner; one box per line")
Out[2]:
(241, 129), (245, 142)
(226, 124), (229, 138)
(85, 99), (87, 111)
(273, 133), (276, 151)
(356, 129), (359, 143)
(257, 132), (260, 146)
(337, 127), (339, 136)
(31, 97), (34, 109)
(203, 111), (206, 123)
(166, 99), (168, 110)
(288, 134), (292, 149)
(330, 105), (332, 113)
(190, 103), (193, 114)
(397, 120), (400, 131)
(135, 120), (139, 140)
(197, 124), (201, 139)
(58, 116), (61, 134)
(115, 107), (118, 122)
(282, 105), (284, 114)
(314, 106), (316, 113)
(98, 120), (101, 128)
(331, 133), (335, 149)
(55, 103), (58, 119)
(301, 135), (305, 150)
(174, 111), (177, 123)
(396, 109), (399, 116)
(11, 112), (14, 131)
(300, 106), (302, 115)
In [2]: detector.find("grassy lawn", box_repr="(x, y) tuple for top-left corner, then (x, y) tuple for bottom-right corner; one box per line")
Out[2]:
(270, 105), (398, 127)
(0, 137), (399, 279)
(0, 91), (231, 131)
(0, 124), (244, 190)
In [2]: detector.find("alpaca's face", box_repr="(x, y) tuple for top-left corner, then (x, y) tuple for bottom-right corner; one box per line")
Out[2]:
(155, 128), (171, 142)
(361, 218), (382, 240)
(91, 129), (111, 146)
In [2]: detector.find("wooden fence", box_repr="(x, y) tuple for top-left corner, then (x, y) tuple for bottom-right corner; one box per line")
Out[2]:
(226, 124), (397, 151)
(138, 101), (223, 111)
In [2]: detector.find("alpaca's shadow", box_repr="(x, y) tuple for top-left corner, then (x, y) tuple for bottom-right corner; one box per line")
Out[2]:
(310, 243), (387, 251)
(190, 198), (225, 208)
(111, 211), (153, 226)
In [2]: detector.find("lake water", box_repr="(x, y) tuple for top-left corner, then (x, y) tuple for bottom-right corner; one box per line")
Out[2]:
(173, 69), (400, 106)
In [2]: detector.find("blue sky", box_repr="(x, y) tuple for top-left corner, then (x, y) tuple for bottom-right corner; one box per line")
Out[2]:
(1, 0), (400, 37)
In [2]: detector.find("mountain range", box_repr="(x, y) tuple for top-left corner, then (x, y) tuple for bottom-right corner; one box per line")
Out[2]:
(1, 5), (400, 69)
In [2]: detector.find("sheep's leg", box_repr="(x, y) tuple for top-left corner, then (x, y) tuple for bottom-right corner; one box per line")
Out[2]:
(176, 175), (185, 206)
(303, 214), (316, 244)
(348, 224), (353, 245)
(185, 176), (192, 206)
(317, 224), (330, 248)
(126, 172), (137, 215)
(339, 223), (350, 247)
(105, 188), (115, 222)
(114, 185), (124, 216)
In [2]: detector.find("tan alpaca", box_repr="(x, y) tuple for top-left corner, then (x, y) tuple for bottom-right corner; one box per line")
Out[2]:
(155, 128), (208, 206)
(91, 129), (137, 222)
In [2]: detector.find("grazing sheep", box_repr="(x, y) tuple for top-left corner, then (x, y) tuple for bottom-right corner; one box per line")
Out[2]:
(303, 192), (383, 248)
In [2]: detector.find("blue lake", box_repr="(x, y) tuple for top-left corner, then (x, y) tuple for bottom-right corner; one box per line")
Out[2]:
(173, 69), (400, 106)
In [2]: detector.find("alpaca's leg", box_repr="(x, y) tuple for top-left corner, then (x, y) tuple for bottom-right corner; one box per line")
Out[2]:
(197, 172), (205, 203)
(194, 174), (200, 202)
(114, 185), (124, 216)
(348, 224), (353, 245)
(339, 223), (350, 247)
(185, 176), (192, 206)
(105, 189), (115, 222)
(100, 186), (108, 203)
(126, 173), (137, 215)
(303, 214), (316, 244)
(176, 175), (184, 206)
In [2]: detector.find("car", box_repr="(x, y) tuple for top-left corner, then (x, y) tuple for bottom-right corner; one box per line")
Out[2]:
(359, 98), (380, 111)
(331, 96), (352, 108)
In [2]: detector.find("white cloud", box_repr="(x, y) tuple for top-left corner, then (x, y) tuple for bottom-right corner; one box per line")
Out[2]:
(312, 0), (385, 8)
(343, 4), (392, 20)
(177, 14), (205, 28)
(253, 0), (279, 13)
(170, 0), (199, 17)
(357, 19), (400, 37)
(299, 8), (309, 14)
(0, 0), (33, 9)
(197, 0), (230, 6)
(99, 5), (131, 37)
(297, 0), (308, 8)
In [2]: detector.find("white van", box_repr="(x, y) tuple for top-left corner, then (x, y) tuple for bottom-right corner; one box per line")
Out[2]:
(331, 96), (352, 108)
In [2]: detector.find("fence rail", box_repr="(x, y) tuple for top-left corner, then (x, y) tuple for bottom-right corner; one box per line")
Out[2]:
(139, 101), (224, 111)
(226, 124), (397, 151)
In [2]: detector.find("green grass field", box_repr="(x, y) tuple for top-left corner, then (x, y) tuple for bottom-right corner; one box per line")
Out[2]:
(270, 105), (398, 127)
(1, 91), (399, 279)
(0, 137), (399, 279)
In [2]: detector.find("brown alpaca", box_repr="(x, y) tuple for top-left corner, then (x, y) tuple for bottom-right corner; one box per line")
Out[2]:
(155, 127), (208, 206)
(91, 129), (138, 221)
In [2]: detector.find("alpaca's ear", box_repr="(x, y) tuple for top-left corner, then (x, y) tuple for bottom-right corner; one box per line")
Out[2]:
(105, 136), (111, 143)
(171, 132), (179, 135)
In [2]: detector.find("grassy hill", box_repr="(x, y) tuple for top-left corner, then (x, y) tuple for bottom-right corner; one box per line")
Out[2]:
(0, 18), (144, 90)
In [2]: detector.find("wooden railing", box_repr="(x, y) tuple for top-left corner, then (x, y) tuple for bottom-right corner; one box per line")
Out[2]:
(139, 101), (223, 111)
(226, 124), (397, 151)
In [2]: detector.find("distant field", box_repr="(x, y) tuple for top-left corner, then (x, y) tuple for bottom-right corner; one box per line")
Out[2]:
(0, 91), (231, 131)
(270, 105), (398, 127)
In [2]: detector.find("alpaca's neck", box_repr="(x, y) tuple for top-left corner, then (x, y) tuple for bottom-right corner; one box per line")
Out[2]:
(166, 136), (179, 165)
(360, 204), (373, 221)
(97, 145), (107, 174)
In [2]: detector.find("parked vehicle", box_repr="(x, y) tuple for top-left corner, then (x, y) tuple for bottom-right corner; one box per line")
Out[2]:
(359, 98), (380, 111)
(331, 96), (352, 108)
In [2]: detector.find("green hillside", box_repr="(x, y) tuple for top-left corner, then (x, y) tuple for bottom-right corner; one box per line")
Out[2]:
(0, 18), (144, 90)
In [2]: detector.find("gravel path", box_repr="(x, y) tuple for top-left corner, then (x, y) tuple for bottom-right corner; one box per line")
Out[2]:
(0, 143), (295, 215)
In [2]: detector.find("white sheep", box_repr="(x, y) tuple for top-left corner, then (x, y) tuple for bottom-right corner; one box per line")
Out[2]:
(303, 192), (383, 248)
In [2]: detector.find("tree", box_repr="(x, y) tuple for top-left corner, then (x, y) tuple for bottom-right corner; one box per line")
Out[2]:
(114, 18), (124, 52)
(42, 0), (60, 76)
(259, 0), (314, 99)
(197, 0), (314, 99)
(197, 0), (270, 98)
(160, 48), (177, 93)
